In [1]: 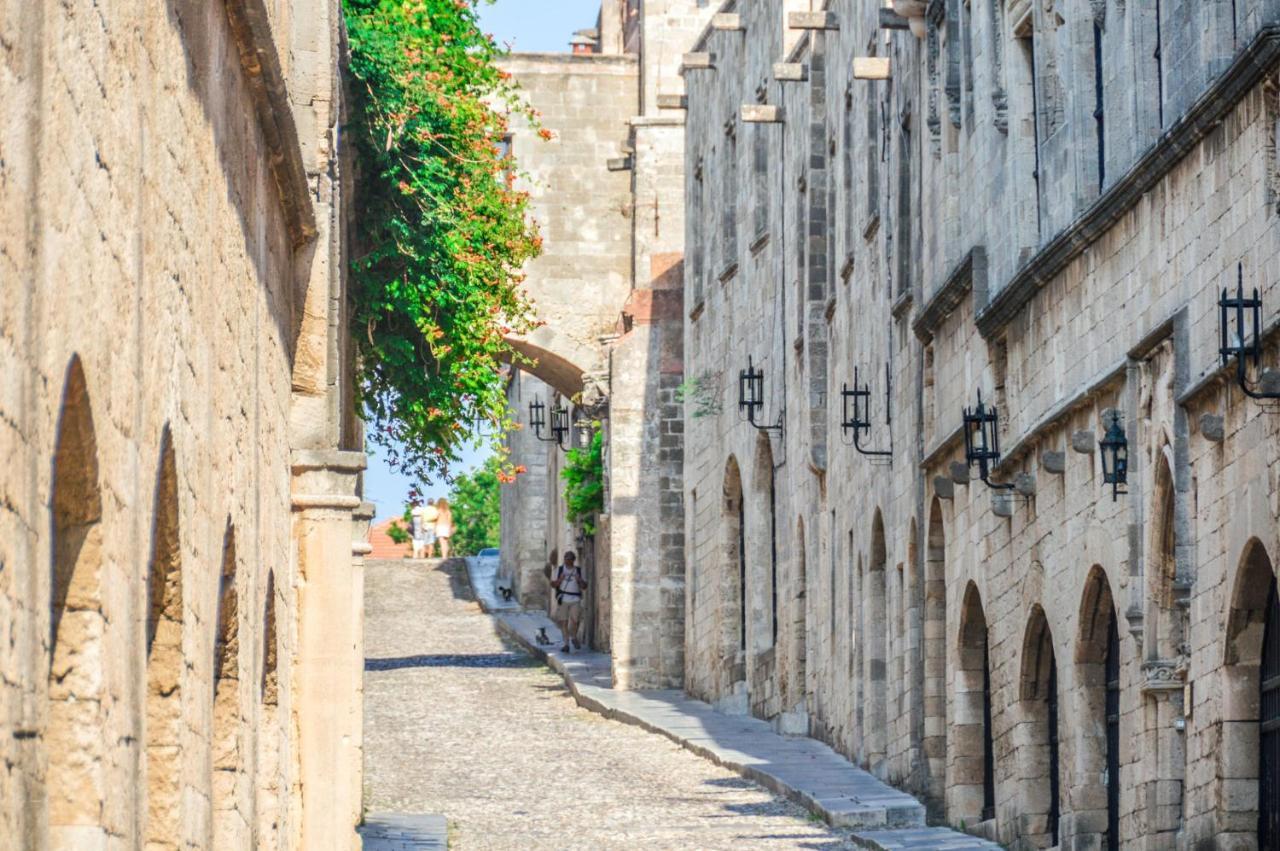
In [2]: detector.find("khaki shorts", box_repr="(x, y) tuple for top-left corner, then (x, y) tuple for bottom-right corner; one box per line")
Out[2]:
(558, 600), (583, 622)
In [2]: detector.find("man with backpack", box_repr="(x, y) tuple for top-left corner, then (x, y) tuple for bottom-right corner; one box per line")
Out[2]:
(551, 550), (587, 653)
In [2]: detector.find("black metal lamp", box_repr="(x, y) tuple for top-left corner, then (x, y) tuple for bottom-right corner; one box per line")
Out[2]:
(840, 365), (892, 458)
(528, 398), (561, 444)
(963, 389), (1014, 490)
(1219, 262), (1280, 400)
(550, 404), (570, 448)
(738, 356), (781, 432)
(1098, 411), (1128, 501)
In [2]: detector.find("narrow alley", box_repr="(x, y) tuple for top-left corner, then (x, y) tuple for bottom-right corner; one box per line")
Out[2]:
(361, 558), (858, 850)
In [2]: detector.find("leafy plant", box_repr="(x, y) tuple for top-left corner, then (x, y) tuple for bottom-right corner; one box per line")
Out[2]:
(447, 454), (504, 555)
(561, 427), (604, 535)
(676, 372), (720, 418)
(343, 0), (544, 485)
(385, 521), (411, 545)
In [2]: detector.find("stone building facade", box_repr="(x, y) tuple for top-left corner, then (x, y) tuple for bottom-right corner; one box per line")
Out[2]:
(681, 0), (1280, 848)
(0, 1), (368, 849)
(498, 1), (716, 687)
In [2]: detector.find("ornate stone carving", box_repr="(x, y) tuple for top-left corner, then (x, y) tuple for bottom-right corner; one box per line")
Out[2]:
(1141, 659), (1186, 694)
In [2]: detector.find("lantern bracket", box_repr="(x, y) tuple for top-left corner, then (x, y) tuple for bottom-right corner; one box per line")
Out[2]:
(840, 364), (893, 459)
(739, 356), (783, 434)
(1220, 263), (1280, 401)
(528, 397), (567, 447)
(962, 389), (1016, 492)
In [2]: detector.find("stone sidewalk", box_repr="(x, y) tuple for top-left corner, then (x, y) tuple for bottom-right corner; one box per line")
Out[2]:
(468, 558), (1002, 850)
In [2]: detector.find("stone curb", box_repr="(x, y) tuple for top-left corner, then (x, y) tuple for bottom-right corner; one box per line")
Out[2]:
(466, 559), (1001, 848)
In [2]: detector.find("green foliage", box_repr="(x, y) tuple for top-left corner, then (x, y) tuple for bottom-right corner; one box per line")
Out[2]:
(447, 454), (503, 555)
(386, 520), (411, 545)
(561, 427), (604, 535)
(676, 372), (720, 418)
(343, 0), (543, 483)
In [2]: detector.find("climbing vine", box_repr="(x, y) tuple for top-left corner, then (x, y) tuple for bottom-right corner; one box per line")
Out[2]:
(561, 427), (604, 535)
(343, 0), (544, 482)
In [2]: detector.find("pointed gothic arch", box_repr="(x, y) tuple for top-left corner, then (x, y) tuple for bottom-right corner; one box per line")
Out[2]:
(722, 456), (746, 692)
(1019, 604), (1061, 848)
(257, 571), (281, 851)
(1074, 566), (1121, 851)
(923, 497), (947, 811)
(145, 428), (184, 850)
(954, 582), (994, 825)
(212, 522), (244, 847)
(864, 509), (888, 776)
(47, 356), (109, 847)
(751, 433), (778, 652)
(1221, 539), (1279, 844)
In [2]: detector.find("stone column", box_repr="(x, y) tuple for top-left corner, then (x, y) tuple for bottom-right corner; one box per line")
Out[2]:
(290, 450), (367, 851)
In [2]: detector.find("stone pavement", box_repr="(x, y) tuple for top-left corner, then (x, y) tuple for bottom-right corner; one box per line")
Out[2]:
(467, 557), (1003, 850)
(363, 557), (864, 849)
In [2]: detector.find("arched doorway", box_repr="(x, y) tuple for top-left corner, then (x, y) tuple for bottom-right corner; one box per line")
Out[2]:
(955, 582), (994, 825)
(864, 510), (887, 775)
(923, 498), (946, 810)
(213, 523), (243, 847)
(1223, 540), (1280, 845)
(47, 356), (108, 848)
(1075, 566), (1121, 850)
(1020, 605), (1060, 847)
(257, 572), (281, 851)
(722, 456), (746, 693)
(1261, 578), (1280, 847)
(145, 429), (184, 849)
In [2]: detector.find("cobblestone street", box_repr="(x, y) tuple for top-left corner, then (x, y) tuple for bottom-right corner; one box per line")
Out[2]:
(362, 559), (857, 850)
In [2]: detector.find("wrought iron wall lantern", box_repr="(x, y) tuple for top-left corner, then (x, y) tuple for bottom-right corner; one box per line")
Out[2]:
(550, 404), (571, 449)
(1219, 262), (1280, 401)
(739, 356), (782, 433)
(1098, 411), (1128, 501)
(962, 389), (1015, 491)
(840, 365), (893, 458)
(528, 397), (567, 447)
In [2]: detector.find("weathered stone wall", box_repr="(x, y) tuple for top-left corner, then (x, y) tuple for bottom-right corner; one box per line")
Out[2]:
(0, 1), (364, 848)
(685, 0), (1280, 847)
(499, 52), (638, 386)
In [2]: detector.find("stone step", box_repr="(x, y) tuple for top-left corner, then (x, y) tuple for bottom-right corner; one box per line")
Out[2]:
(851, 827), (1004, 849)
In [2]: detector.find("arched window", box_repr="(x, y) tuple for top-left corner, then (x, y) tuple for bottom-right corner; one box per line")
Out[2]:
(48, 356), (109, 846)
(145, 429), (184, 848)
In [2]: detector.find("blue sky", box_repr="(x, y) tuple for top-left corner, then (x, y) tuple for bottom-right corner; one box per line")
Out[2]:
(362, 1), (599, 520)
(477, 0), (602, 52)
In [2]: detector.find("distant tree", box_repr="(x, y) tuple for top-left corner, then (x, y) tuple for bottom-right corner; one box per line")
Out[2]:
(447, 454), (503, 555)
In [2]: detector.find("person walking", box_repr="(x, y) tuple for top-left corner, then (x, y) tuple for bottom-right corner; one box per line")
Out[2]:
(434, 498), (454, 559)
(411, 500), (439, 559)
(551, 551), (587, 652)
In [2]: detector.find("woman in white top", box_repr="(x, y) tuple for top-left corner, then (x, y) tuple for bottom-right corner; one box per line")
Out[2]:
(435, 498), (455, 559)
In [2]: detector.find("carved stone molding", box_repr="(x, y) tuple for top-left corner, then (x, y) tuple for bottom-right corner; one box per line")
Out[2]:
(1140, 659), (1186, 695)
